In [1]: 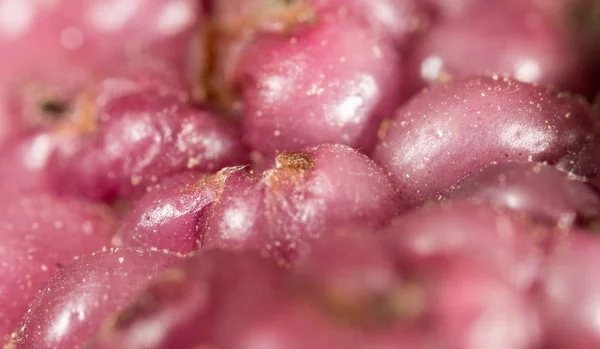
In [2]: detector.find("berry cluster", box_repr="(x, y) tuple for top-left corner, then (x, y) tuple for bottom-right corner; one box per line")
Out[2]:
(1, 1), (600, 348)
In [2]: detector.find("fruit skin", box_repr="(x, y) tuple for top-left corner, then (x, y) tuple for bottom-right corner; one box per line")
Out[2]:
(223, 235), (540, 349)
(7, 248), (183, 349)
(0, 90), (22, 147)
(117, 144), (399, 260)
(48, 75), (248, 201)
(0, 0), (204, 146)
(408, 1), (594, 96)
(202, 143), (401, 262)
(535, 231), (600, 348)
(235, 15), (405, 154)
(114, 165), (251, 254)
(0, 0), (202, 91)
(0, 75), (249, 202)
(86, 232), (540, 349)
(373, 76), (600, 209)
(0, 192), (116, 343)
(87, 235), (539, 349)
(380, 200), (544, 290)
(208, 0), (426, 46)
(85, 250), (286, 349)
(532, 0), (600, 63)
(216, 299), (365, 349)
(0, 130), (66, 195)
(445, 162), (600, 228)
(292, 228), (400, 312)
(307, 0), (428, 47)
(424, 0), (484, 19)
(413, 256), (541, 349)
(115, 169), (237, 254)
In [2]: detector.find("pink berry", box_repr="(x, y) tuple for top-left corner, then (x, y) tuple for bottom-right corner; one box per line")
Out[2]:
(216, 300), (364, 349)
(445, 162), (600, 228)
(373, 76), (600, 208)
(0, 130), (64, 195)
(49, 75), (248, 201)
(381, 201), (545, 290)
(0, 192), (116, 342)
(536, 231), (600, 348)
(0, 0), (203, 92)
(200, 1), (409, 153)
(116, 169), (236, 254)
(293, 228), (400, 310)
(307, 0), (428, 46)
(0, 0), (206, 146)
(7, 248), (182, 349)
(233, 235), (540, 349)
(202, 144), (401, 262)
(415, 256), (541, 349)
(408, 1), (595, 96)
(237, 16), (405, 153)
(208, 0), (426, 46)
(85, 250), (286, 349)
(117, 144), (398, 259)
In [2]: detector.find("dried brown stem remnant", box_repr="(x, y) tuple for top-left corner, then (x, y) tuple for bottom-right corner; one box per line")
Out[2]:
(275, 152), (315, 171)
(265, 152), (315, 190)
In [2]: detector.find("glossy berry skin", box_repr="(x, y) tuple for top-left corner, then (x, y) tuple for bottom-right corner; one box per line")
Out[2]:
(445, 162), (600, 228)
(308, 0), (428, 46)
(373, 76), (600, 208)
(408, 2), (593, 96)
(284, 231), (430, 349)
(0, 75), (248, 201)
(236, 15), (405, 154)
(49, 76), (248, 201)
(0, 0), (205, 146)
(0, 0), (202, 92)
(413, 257), (541, 349)
(85, 250), (286, 349)
(0, 192), (116, 343)
(202, 0), (419, 117)
(202, 144), (401, 262)
(116, 170), (234, 254)
(118, 144), (399, 260)
(87, 233), (540, 349)
(380, 201), (545, 290)
(535, 231), (600, 348)
(0, 130), (65, 195)
(216, 299), (376, 349)
(209, 0), (426, 46)
(115, 166), (250, 254)
(225, 236), (540, 349)
(293, 229), (400, 311)
(0, 68), (194, 149)
(7, 248), (182, 349)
